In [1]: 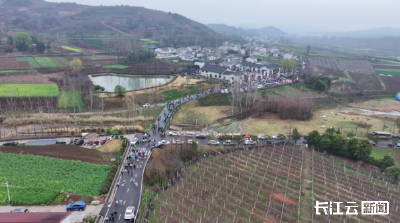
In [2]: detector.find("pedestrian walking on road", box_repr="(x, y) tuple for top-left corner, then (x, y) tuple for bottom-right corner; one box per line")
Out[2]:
(121, 171), (123, 175)
(116, 183), (119, 188)
(115, 200), (118, 207)
(122, 183), (125, 188)
(131, 171), (133, 175)
(119, 199), (122, 205)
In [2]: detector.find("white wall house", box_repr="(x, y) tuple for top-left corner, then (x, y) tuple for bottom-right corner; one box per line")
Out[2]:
(155, 48), (177, 59)
(194, 61), (205, 68)
(187, 46), (202, 53)
(180, 53), (194, 61)
(246, 57), (258, 63)
(283, 53), (294, 59)
(200, 64), (228, 79)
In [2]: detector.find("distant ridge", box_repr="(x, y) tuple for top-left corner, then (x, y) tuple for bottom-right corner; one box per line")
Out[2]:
(207, 23), (286, 36)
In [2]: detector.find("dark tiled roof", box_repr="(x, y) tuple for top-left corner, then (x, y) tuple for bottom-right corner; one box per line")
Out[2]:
(240, 62), (266, 68)
(266, 64), (279, 69)
(201, 64), (228, 73)
(0, 212), (71, 223)
(207, 58), (224, 63)
(224, 71), (244, 76)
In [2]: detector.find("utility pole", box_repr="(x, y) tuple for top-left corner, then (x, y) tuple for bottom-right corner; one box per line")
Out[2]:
(4, 182), (10, 204)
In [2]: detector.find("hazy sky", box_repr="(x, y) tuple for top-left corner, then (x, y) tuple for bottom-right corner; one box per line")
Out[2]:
(46, 0), (399, 33)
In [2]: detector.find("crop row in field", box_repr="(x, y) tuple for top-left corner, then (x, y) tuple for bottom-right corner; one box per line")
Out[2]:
(0, 70), (37, 74)
(0, 153), (110, 196)
(61, 46), (84, 53)
(0, 84), (59, 97)
(375, 68), (400, 77)
(16, 57), (69, 68)
(103, 65), (129, 69)
(0, 186), (59, 205)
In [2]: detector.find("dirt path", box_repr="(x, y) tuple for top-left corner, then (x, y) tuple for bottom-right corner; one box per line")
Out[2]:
(300, 147), (312, 222)
(101, 21), (131, 36)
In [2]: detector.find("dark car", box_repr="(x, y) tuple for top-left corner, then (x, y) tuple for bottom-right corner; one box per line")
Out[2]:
(153, 142), (163, 149)
(6, 208), (29, 213)
(195, 134), (206, 139)
(66, 201), (86, 212)
(2, 141), (18, 146)
(392, 135), (400, 138)
(75, 139), (84, 145)
(303, 134), (308, 139)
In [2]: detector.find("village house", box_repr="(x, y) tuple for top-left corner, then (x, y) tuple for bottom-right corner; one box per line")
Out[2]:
(200, 64), (228, 79)
(187, 46), (202, 53)
(245, 56), (258, 63)
(283, 53), (294, 59)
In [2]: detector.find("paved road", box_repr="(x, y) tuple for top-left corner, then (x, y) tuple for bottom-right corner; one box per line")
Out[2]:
(102, 90), (220, 222)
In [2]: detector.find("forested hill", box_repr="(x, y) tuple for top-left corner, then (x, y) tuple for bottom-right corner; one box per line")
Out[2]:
(207, 24), (286, 37)
(0, 0), (225, 46)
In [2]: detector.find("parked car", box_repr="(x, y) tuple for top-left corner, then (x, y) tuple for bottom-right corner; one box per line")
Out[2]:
(131, 138), (138, 145)
(258, 135), (266, 140)
(66, 201), (86, 212)
(185, 132), (194, 136)
(208, 140), (219, 145)
(143, 103), (150, 108)
(392, 135), (400, 138)
(169, 131), (180, 136)
(240, 88), (244, 92)
(304, 134), (308, 139)
(153, 142), (163, 148)
(267, 140), (274, 144)
(2, 141), (18, 146)
(195, 134), (206, 139)
(257, 85), (263, 89)
(224, 89), (229, 93)
(6, 208), (29, 213)
(160, 140), (170, 145)
(244, 139), (257, 145)
(272, 135), (278, 139)
(75, 139), (84, 145)
(124, 206), (135, 220)
(223, 140), (235, 146)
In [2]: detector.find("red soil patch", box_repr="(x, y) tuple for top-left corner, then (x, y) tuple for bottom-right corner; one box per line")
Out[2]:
(267, 167), (281, 175)
(271, 193), (297, 205)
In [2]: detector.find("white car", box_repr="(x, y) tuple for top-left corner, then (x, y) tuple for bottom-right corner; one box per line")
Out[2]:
(185, 132), (194, 136)
(131, 138), (138, 145)
(208, 140), (219, 145)
(240, 88), (244, 92)
(257, 85), (263, 89)
(244, 139), (257, 145)
(272, 135), (278, 139)
(160, 140), (170, 145)
(225, 89), (229, 93)
(143, 103), (150, 108)
(124, 206), (135, 220)
(169, 131), (180, 136)
(258, 134), (266, 140)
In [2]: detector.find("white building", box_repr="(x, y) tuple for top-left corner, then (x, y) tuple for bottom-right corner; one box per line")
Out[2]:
(200, 64), (228, 79)
(246, 57), (258, 63)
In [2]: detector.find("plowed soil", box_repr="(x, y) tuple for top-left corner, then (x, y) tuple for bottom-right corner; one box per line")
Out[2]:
(271, 192), (298, 205)
(0, 145), (115, 165)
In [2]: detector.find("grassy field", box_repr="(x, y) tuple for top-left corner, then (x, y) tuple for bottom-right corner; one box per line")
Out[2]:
(58, 91), (84, 109)
(371, 147), (400, 166)
(34, 57), (57, 67)
(242, 109), (396, 138)
(375, 68), (400, 77)
(173, 100), (231, 125)
(97, 139), (122, 152)
(270, 84), (319, 98)
(352, 98), (400, 111)
(103, 65), (129, 69)
(0, 153), (110, 197)
(0, 84), (59, 97)
(61, 46), (84, 53)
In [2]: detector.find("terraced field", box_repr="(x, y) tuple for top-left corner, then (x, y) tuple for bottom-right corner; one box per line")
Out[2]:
(148, 146), (400, 223)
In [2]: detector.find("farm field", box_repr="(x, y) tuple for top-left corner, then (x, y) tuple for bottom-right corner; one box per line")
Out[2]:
(0, 70), (37, 74)
(148, 147), (400, 223)
(0, 73), (61, 84)
(0, 153), (110, 203)
(307, 57), (341, 70)
(242, 109), (395, 138)
(0, 84), (59, 97)
(149, 147), (302, 223)
(371, 147), (400, 166)
(103, 64), (129, 69)
(15, 57), (69, 68)
(338, 59), (375, 74)
(173, 100), (231, 125)
(61, 46), (84, 53)
(0, 144), (115, 165)
(375, 68), (400, 77)
(0, 186), (59, 206)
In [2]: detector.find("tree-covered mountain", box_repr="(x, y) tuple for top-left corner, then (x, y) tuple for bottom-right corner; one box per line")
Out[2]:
(0, 0), (225, 46)
(207, 24), (286, 37)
